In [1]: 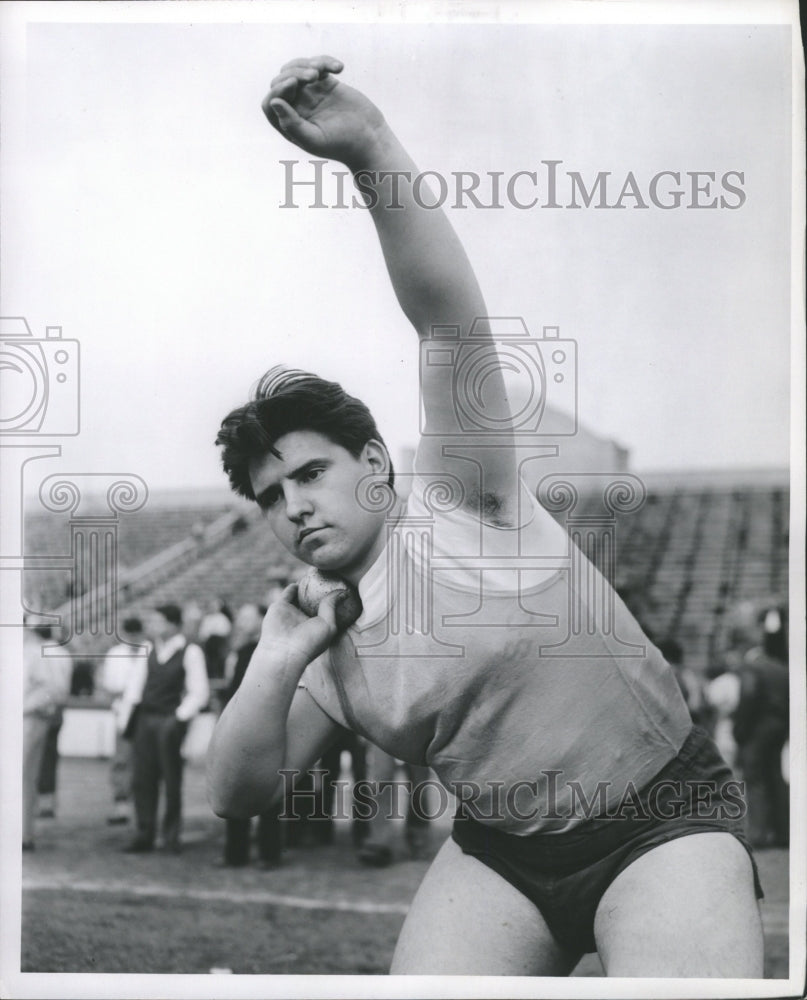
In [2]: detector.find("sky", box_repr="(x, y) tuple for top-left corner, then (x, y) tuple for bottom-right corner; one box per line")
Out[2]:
(0, 6), (797, 503)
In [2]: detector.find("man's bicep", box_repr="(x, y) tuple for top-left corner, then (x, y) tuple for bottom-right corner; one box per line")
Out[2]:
(417, 336), (520, 511)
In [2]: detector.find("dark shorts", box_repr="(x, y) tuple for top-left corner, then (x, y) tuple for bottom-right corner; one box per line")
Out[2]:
(451, 726), (763, 955)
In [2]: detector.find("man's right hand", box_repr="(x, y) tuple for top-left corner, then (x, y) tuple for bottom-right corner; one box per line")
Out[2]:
(257, 583), (340, 668)
(261, 56), (387, 170)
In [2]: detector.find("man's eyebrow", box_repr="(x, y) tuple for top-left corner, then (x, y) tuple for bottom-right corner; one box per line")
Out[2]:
(288, 457), (331, 480)
(254, 458), (331, 509)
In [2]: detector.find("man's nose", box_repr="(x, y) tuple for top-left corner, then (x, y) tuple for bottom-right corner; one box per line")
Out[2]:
(284, 483), (313, 521)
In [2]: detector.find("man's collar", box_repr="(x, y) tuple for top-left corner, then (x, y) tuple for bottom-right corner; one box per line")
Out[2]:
(154, 633), (187, 659)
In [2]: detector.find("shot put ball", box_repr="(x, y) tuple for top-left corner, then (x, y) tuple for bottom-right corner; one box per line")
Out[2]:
(297, 569), (363, 630)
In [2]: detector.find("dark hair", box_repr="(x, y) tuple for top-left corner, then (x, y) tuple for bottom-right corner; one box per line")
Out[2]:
(216, 366), (394, 501)
(122, 616), (143, 635)
(154, 603), (183, 627)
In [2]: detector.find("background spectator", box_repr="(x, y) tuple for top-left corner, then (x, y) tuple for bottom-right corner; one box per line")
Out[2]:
(181, 600), (203, 644)
(23, 625), (72, 850)
(658, 638), (709, 730)
(36, 625), (73, 820)
(355, 747), (433, 867)
(198, 598), (233, 681)
(733, 606), (789, 849)
(125, 604), (209, 854)
(97, 617), (149, 825)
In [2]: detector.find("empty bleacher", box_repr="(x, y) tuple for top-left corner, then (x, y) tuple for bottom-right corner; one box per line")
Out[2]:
(22, 473), (789, 675)
(23, 502), (237, 613)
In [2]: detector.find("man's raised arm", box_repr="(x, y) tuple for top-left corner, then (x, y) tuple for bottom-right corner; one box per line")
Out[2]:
(264, 56), (520, 514)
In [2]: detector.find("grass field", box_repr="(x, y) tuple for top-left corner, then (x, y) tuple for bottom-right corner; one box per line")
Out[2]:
(18, 756), (791, 979)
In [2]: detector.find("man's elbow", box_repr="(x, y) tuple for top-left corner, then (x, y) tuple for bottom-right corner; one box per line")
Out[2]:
(207, 778), (254, 819)
(206, 768), (279, 819)
(209, 797), (254, 820)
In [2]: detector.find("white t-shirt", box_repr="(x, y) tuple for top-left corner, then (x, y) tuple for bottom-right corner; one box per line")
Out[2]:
(303, 477), (692, 834)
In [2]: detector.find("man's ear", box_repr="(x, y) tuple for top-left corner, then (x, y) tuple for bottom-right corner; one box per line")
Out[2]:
(362, 439), (390, 478)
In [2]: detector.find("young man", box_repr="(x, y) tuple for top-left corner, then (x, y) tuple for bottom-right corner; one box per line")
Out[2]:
(22, 624), (72, 851)
(208, 56), (764, 976)
(126, 604), (209, 853)
(98, 616), (148, 825)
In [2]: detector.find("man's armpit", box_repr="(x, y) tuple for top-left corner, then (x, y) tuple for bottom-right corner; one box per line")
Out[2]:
(465, 487), (515, 528)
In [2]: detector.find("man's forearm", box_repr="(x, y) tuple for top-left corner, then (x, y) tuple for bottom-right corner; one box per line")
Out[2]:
(206, 645), (302, 817)
(351, 126), (488, 339)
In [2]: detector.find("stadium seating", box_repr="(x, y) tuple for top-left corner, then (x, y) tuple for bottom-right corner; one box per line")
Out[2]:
(23, 477), (789, 675)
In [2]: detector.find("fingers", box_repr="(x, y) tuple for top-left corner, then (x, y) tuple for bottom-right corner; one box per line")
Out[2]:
(265, 97), (309, 137)
(279, 55), (343, 78)
(270, 56), (343, 91)
(295, 599), (339, 660)
(278, 583), (300, 605)
(269, 71), (307, 94)
(315, 589), (342, 631)
(268, 75), (299, 96)
(261, 77), (297, 127)
(262, 56), (343, 132)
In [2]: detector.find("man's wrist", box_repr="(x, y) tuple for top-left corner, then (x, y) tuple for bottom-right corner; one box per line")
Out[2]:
(252, 640), (311, 681)
(345, 122), (396, 175)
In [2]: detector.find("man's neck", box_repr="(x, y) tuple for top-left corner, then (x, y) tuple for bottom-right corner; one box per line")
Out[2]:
(341, 497), (405, 587)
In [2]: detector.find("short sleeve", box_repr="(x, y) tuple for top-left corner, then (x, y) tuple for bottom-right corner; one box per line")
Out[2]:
(404, 474), (565, 595)
(298, 650), (350, 729)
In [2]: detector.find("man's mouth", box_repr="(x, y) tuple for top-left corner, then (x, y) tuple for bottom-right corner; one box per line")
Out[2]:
(298, 526), (325, 545)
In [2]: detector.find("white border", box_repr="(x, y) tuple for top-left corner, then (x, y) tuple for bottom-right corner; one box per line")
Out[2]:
(1, 2), (804, 999)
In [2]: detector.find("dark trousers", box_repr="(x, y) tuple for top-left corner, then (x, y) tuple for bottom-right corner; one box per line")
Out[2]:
(273, 730), (369, 848)
(737, 721), (789, 847)
(132, 712), (187, 848)
(319, 729), (369, 846)
(37, 712), (63, 795)
(225, 810), (284, 865)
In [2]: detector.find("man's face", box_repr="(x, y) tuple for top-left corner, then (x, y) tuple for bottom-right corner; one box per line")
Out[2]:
(146, 611), (174, 643)
(249, 430), (388, 583)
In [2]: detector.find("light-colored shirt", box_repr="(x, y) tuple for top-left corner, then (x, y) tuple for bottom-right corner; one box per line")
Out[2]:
(302, 476), (691, 834)
(99, 641), (149, 698)
(100, 640), (150, 732)
(705, 671), (741, 716)
(198, 612), (232, 640)
(23, 635), (72, 718)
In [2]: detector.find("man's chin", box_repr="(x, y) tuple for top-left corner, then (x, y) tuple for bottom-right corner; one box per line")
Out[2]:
(305, 547), (348, 572)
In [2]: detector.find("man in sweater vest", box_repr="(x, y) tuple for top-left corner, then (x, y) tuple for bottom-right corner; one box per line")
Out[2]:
(125, 604), (209, 853)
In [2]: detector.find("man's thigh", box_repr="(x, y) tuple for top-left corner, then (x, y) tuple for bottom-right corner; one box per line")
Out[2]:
(155, 717), (186, 783)
(593, 831), (763, 977)
(391, 836), (580, 976)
